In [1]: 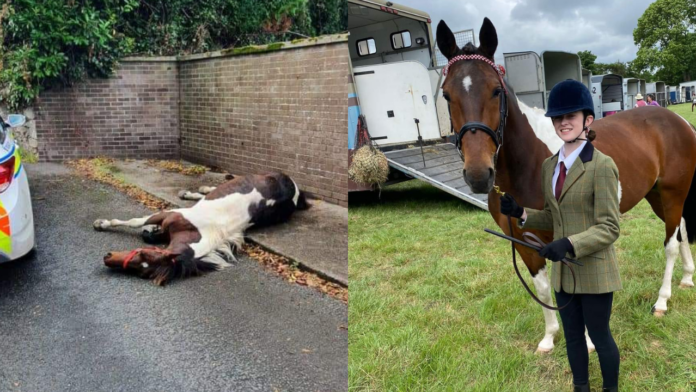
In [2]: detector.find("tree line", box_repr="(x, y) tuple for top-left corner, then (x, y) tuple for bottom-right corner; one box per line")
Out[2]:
(579, 0), (696, 86)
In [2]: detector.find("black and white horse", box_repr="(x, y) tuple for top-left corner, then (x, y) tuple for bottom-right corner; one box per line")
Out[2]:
(94, 172), (309, 285)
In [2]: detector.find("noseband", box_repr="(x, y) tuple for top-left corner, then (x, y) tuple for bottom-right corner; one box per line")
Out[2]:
(443, 54), (509, 163)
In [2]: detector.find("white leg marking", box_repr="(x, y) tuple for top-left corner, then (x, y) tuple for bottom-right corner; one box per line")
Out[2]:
(198, 186), (216, 194)
(679, 218), (695, 288)
(93, 215), (153, 231)
(653, 226), (681, 315)
(585, 328), (595, 353)
(532, 268), (560, 353)
(462, 75), (472, 93)
(290, 178), (300, 206)
(178, 190), (205, 200)
(617, 181), (622, 204)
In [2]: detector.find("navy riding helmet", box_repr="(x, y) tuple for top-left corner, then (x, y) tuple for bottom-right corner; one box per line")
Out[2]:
(545, 79), (595, 118)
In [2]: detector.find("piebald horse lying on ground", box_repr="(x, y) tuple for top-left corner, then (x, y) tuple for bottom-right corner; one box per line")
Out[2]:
(93, 172), (308, 285)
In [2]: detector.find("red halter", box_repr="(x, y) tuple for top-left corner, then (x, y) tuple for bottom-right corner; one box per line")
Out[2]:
(122, 247), (175, 269)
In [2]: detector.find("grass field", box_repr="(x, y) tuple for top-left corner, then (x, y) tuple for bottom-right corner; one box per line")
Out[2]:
(666, 102), (696, 125)
(349, 177), (696, 390)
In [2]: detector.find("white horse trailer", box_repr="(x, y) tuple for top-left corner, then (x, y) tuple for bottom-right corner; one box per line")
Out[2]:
(503, 50), (582, 110)
(624, 78), (640, 108)
(639, 79), (647, 99)
(669, 85), (680, 104)
(590, 74), (623, 119)
(679, 80), (696, 102)
(582, 68), (592, 90)
(655, 81), (666, 106)
(645, 82), (656, 95)
(347, 0), (488, 208)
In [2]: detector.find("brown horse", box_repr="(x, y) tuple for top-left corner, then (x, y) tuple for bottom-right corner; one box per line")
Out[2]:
(94, 172), (309, 285)
(437, 18), (696, 353)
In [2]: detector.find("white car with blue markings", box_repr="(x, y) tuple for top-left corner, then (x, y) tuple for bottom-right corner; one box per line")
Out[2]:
(0, 114), (34, 262)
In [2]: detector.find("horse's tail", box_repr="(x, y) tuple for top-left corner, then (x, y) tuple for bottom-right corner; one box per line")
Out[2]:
(684, 166), (696, 243)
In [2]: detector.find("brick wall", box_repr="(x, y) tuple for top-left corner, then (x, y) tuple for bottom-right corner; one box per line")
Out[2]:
(179, 42), (349, 206)
(36, 61), (179, 161)
(33, 36), (348, 206)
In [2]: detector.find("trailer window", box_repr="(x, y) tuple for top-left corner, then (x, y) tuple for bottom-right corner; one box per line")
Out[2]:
(357, 38), (376, 56)
(391, 31), (412, 50)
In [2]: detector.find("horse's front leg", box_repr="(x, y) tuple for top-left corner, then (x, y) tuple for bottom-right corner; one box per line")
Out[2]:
(495, 211), (560, 353)
(527, 260), (560, 353)
(93, 211), (169, 232)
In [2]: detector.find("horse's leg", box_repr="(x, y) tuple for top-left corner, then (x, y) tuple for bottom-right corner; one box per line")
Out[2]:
(529, 263), (560, 353)
(495, 210), (560, 353)
(198, 186), (217, 194)
(679, 218), (695, 288)
(585, 328), (595, 353)
(93, 211), (169, 231)
(648, 191), (685, 317)
(177, 190), (206, 200)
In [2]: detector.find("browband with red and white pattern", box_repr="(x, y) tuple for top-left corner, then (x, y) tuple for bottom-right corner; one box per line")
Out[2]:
(442, 54), (507, 93)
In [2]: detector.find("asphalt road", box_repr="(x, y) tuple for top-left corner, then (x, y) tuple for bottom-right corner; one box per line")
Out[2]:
(0, 164), (347, 392)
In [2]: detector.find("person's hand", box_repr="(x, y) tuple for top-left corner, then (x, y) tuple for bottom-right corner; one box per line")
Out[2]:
(539, 238), (573, 262)
(500, 194), (524, 219)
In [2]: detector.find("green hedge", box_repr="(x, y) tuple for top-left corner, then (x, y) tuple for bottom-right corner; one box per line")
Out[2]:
(0, 0), (347, 109)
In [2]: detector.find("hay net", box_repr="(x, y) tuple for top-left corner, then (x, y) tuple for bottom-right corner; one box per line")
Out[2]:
(348, 115), (389, 186)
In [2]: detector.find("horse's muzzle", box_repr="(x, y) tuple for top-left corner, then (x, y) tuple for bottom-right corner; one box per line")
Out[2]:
(463, 168), (495, 194)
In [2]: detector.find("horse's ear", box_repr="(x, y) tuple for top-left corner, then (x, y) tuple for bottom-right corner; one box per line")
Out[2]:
(436, 20), (459, 60)
(478, 17), (498, 60)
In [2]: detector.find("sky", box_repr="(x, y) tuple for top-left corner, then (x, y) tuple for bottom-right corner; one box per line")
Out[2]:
(393, 0), (657, 64)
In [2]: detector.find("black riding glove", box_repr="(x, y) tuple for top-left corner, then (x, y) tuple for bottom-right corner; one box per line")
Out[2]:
(539, 238), (574, 262)
(500, 194), (524, 219)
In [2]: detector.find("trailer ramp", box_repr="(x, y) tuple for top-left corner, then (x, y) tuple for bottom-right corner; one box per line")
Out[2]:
(383, 143), (489, 210)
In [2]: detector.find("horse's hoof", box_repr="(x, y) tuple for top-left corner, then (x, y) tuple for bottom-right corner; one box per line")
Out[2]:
(679, 281), (694, 289)
(651, 305), (667, 317)
(177, 190), (188, 199)
(93, 219), (107, 231)
(535, 347), (552, 354)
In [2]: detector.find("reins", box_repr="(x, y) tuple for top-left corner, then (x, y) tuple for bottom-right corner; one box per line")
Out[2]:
(444, 54), (578, 310)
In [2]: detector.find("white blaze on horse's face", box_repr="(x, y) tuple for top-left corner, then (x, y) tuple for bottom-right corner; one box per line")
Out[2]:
(462, 75), (473, 93)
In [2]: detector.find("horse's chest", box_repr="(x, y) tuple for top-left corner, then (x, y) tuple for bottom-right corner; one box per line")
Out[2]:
(183, 190), (264, 231)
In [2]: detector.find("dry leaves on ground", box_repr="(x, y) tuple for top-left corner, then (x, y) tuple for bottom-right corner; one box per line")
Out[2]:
(241, 243), (348, 303)
(145, 159), (208, 176)
(67, 158), (171, 211)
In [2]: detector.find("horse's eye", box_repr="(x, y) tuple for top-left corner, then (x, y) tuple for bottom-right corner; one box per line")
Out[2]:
(493, 88), (502, 97)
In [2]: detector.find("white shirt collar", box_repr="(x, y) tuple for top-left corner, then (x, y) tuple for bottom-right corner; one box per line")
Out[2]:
(557, 140), (587, 171)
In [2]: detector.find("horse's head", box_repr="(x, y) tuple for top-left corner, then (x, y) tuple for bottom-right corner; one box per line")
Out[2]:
(437, 18), (504, 194)
(103, 246), (212, 286)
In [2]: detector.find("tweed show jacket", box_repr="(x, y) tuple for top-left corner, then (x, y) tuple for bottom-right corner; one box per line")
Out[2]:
(521, 142), (622, 294)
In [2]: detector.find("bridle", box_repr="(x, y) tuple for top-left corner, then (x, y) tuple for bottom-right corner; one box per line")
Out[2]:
(443, 54), (509, 165)
(122, 247), (175, 269)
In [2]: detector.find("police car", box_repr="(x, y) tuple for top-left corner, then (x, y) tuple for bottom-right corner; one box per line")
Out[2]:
(0, 114), (34, 262)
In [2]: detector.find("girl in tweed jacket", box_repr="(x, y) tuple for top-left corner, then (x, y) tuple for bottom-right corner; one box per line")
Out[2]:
(500, 80), (621, 392)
